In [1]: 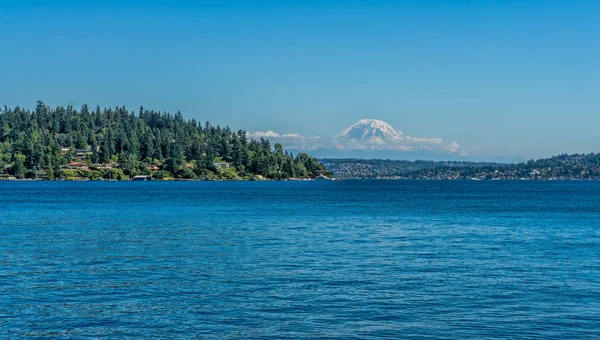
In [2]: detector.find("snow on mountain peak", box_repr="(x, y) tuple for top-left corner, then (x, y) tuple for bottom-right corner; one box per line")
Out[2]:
(335, 118), (405, 141)
(250, 118), (462, 156)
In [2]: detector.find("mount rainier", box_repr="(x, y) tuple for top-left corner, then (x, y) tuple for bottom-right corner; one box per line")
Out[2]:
(249, 118), (465, 160)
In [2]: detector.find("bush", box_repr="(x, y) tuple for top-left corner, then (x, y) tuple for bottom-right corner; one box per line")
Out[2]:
(102, 168), (126, 180)
(180, 167), (196, 179)
(218, 167), (238, 180)
(60, 169), (77, 179)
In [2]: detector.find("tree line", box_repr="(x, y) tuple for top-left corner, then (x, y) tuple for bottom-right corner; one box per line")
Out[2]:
(0, 102), (328, 180)
(323, 154), (600, 179)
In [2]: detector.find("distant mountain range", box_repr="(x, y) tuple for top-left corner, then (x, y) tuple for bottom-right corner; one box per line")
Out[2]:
(250, 118), (523, 163)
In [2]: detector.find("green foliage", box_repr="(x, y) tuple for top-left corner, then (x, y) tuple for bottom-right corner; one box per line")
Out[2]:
(218, 167), (238, 180)
(104, 168), (126, 180)
(60, 169), (77, 179)
(11, 153), (27, 179)
(179, 167), (196, 179)
(0, 103), (327, 180)
(153, 170), (170, 180)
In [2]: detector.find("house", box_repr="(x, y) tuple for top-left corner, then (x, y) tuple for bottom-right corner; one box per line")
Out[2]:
(146, 165), (160, 171)
(74, 149), (93, 158)
(213, 162), (230, 170)
(62, 162), (89, 171)
(60, 147), (71, 153)
(90, 163), (114, 170)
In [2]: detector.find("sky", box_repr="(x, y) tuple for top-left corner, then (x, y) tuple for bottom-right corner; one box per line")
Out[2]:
(0, 0), (598, 159)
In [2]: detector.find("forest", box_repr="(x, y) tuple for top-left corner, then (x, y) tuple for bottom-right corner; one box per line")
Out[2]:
(0, 102), (328, 180)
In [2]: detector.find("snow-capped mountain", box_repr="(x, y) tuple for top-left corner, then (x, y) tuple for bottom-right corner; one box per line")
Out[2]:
(249, 118), (469, 160)
(335, 119), (405, 141)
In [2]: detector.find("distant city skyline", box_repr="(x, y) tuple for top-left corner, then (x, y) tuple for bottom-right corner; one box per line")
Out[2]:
(1, 0), (599, 159)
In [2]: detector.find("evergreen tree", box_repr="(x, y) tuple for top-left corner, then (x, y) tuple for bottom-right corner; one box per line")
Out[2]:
(0, 102), (328, 180)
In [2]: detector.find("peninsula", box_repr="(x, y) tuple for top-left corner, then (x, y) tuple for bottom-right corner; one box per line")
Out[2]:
(0, 102), (329, 180)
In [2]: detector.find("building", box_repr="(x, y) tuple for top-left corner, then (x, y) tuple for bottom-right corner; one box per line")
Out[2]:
(62, 162), (89, 171)
(90, 163), (114, 170)
(74, 149), (93, 158)
(213, 162), (230, 170)
(132, 175), (152, 181)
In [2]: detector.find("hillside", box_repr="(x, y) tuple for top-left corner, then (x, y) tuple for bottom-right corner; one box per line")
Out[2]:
(0, 102), (328, 180)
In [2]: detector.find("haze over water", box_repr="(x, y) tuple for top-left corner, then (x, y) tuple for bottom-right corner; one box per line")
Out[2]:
(1, 180), (599, 338)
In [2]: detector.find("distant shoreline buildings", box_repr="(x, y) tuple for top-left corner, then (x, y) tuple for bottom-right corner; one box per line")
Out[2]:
(322, 153), (600, 180)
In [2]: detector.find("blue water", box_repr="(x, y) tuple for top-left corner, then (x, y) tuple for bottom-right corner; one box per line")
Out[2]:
(1, 180), (599, 339)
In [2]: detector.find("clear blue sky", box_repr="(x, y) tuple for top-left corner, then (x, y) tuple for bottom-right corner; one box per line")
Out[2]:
(1, 0), (598, 158)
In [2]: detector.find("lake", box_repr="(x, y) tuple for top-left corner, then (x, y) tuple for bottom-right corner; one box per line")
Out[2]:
(1, 180), (599, 338)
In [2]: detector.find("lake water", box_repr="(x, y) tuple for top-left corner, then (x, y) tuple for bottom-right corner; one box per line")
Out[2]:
(1, 180), (599, 339)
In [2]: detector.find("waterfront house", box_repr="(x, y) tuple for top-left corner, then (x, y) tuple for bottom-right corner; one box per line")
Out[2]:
(90, 163), (114, 170)
(213, 162), (230, 170)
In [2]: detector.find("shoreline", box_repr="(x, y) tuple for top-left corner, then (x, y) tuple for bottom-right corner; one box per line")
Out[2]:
(0, 177), (321, 182)
(0, 177), (598, 182)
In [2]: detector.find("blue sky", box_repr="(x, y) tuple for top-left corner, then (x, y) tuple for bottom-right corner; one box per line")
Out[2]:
(0, 0), (598, 158)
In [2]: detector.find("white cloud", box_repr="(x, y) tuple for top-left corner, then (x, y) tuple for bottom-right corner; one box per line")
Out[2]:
(405, 136), (444, 145)
(247, 131), (303, 139)
(251, 131), (277, 138)
(247, 130), (283, 138)
(248, 131), (333, 150)
(444, 141), (461, 153)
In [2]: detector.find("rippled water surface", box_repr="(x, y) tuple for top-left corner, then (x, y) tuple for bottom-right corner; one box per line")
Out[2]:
(1, 180), (599, 339)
